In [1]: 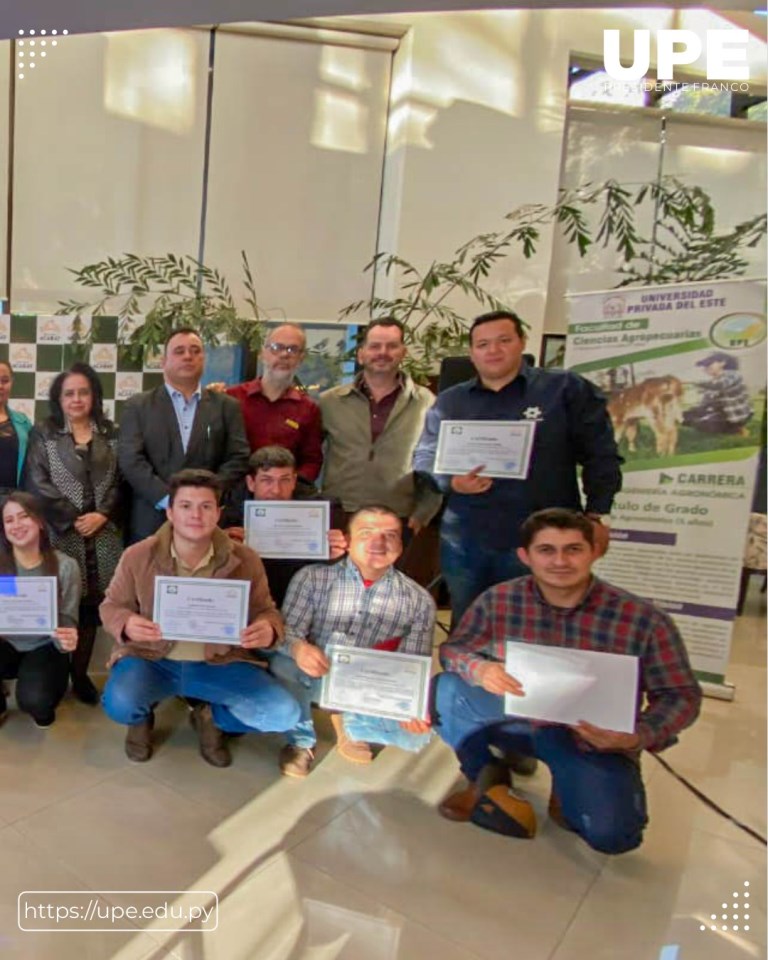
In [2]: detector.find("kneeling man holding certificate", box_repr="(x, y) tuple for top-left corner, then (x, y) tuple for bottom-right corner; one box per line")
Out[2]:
(272, 506), (436, 778)
(100, 469), (299, 766)
(433, 508), (702, 854)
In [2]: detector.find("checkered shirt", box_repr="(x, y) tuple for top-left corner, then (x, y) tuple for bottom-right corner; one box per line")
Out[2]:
(440, 575), (701, 752)
(282, 558), (435, 656)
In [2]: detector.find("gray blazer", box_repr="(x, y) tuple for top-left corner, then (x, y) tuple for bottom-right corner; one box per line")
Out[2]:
(118, 385), (250, 542)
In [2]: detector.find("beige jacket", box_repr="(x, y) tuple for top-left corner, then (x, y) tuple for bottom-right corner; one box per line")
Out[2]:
(319, 375), (442, 524)
(100, 523), (284, 667)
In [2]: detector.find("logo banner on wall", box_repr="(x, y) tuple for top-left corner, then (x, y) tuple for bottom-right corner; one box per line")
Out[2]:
(565, 280), (766, 687)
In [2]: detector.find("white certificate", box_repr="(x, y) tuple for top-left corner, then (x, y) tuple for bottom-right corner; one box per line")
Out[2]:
(153, 577), (250, 644)
(434, 419), (536, 479)
(0, 576), (57, 635)
(320, 644), (432, 722)
(503, 642), (639, 733)
(244, 500), (331, 560)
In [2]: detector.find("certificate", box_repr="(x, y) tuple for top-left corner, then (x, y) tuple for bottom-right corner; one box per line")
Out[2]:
(153, 577), (250, 644)
(244, 500), (331, 560)
(434, 419), (536, 479)
(0, 576), (57, 635)
(503, 642), (639, 733)
(320, 644), (432, 722)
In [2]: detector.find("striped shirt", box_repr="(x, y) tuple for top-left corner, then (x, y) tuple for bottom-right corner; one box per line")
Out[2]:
(440, 575), (701, 753)
(282, 558), (435, 656)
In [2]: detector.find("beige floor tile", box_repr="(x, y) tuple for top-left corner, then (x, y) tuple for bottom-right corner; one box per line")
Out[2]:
(0, 823), (165, 960)
(551, 831), (765, 960)
(290, 788), (604, 960)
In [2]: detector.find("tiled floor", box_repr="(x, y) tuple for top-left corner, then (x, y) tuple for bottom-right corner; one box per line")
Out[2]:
(1, 590), (765, 960)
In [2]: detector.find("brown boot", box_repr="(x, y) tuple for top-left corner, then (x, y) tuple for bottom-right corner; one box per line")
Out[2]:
(438, 762), (511, 822)
(331, 713), (373, 764)
(190, 703), (231, 768)
(279, 745), (315, 778)
(125, 713), (154, 762)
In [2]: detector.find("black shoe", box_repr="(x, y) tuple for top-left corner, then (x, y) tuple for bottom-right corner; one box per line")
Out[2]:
(34, 713), (55, 728)
(72, 675), (100, 705)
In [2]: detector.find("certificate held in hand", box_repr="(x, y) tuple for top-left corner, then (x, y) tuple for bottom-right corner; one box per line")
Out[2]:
(434, 419), (536, 479)
(0, 576), (57, 635)
(320, 644), (432, 722)
(153, 576), (250, 644)
(244, 500), (331, 560)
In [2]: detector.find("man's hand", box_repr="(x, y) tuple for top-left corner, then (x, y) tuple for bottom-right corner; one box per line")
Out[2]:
(573, 720), (640, 752)
(451, 465), (493, 496)
(292, 640), (330, 678)
(54, 627), (78, 652)
(226, 526), (245, 543)
(399, 717), (431, 735)
(407, 516), (424, 535)
(327, 529), (347, 559)
(476, 662), (525, 697)
(240, 620), (275, 649)
(74, 512), (108, 538)
(125, 614), (163, 644)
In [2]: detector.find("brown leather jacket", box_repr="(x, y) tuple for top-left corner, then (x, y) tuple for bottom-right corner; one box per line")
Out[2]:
(100, 522), (283, 667)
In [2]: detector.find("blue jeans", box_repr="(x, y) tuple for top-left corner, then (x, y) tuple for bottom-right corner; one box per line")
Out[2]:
(102, 657), (301, 733)
(441, 531), (529, 626)
(432, 672), (648, 854)
(269, 651), (431, 752)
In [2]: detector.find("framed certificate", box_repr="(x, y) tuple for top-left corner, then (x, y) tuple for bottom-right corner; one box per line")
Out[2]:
(0, 576), (57, 635)
(244, 500), (331, 560)
(320, 644), (432, 722)
(434, 419), (536, 479)
(153, 577), (250, 644)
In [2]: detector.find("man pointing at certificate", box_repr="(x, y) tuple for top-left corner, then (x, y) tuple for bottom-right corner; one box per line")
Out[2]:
(272, 506), (436, 778)
(432, 509), (701, 854)
(100, 469), (299, 767)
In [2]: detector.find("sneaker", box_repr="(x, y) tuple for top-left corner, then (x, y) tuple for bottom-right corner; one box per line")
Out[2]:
(330, 713), (373, 764)
(279, 744), (315, 778)
(190, 703), (231, 768)
(125, 712), (155, 762)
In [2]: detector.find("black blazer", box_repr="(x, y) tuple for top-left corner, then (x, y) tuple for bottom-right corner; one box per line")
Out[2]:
(118, 385), (250, 542)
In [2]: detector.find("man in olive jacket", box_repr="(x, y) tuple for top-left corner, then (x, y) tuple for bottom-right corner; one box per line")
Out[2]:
(100, 469), (299, 766)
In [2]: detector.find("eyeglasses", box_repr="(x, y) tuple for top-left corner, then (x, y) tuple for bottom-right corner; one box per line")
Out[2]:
(266, 342), (303, 356)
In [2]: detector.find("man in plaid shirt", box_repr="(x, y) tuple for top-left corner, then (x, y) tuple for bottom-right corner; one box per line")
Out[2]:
(271, 505), (436, 777)
(433, 508), (701, 854)
(683, 352), (754, 435)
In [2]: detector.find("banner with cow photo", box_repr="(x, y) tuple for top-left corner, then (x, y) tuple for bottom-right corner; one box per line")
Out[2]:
(565, 279), (766, 688)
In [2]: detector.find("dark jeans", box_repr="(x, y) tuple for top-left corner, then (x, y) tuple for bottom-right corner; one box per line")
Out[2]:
(432, 672), (648, 854)
(440, 531), (528, 626)
(0, 641), (70, 724)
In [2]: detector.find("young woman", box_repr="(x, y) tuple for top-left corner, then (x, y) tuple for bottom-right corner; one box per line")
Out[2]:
(0, 493), (80, 727)
(0, 360), (32, 498)
(24, 362), (122, 703)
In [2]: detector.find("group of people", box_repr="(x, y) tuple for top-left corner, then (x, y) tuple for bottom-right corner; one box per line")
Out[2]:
(0, 310), (702, 854)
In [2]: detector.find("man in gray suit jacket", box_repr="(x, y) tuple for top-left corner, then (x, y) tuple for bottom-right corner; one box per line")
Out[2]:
(119, 328), (250, 543)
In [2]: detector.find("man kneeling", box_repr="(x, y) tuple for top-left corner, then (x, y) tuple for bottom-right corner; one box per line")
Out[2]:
(433, 508), (702, 854)
(272, 506), (435, 777)
(101, 469), (300, 766)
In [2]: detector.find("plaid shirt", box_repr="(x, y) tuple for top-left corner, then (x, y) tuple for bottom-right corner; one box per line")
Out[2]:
(440, 576), (701, 753)
(282, 558), (435, 656)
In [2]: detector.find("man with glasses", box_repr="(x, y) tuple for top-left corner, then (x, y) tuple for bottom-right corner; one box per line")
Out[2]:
(270, 505), (436, 778)
(224, 324), (323, 487)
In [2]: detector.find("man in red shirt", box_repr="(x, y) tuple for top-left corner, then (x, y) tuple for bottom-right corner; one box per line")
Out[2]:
(225, 324), (323, 485)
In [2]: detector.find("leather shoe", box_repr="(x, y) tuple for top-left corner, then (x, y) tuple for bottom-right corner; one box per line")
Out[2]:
(279, 745), (315, 778)
(190, 703), (231, 768)
(72, 675), (100, 705)
(331, 713), (373, 764)
(125, 712), (154, 762)
(438, 763), (511, 822)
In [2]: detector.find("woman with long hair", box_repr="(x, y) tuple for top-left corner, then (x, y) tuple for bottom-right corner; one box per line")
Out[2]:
(24, 362), (122, 703)
(0, 360), (32, 498)
(0, 492), (80, 726)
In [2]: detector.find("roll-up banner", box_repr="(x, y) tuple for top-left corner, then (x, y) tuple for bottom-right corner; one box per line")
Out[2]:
(566, 280), (766, 696)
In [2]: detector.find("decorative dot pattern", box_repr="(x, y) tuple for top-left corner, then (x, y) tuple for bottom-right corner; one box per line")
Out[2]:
(16, 26), (66, 79)
(701, 882), (754, 936)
